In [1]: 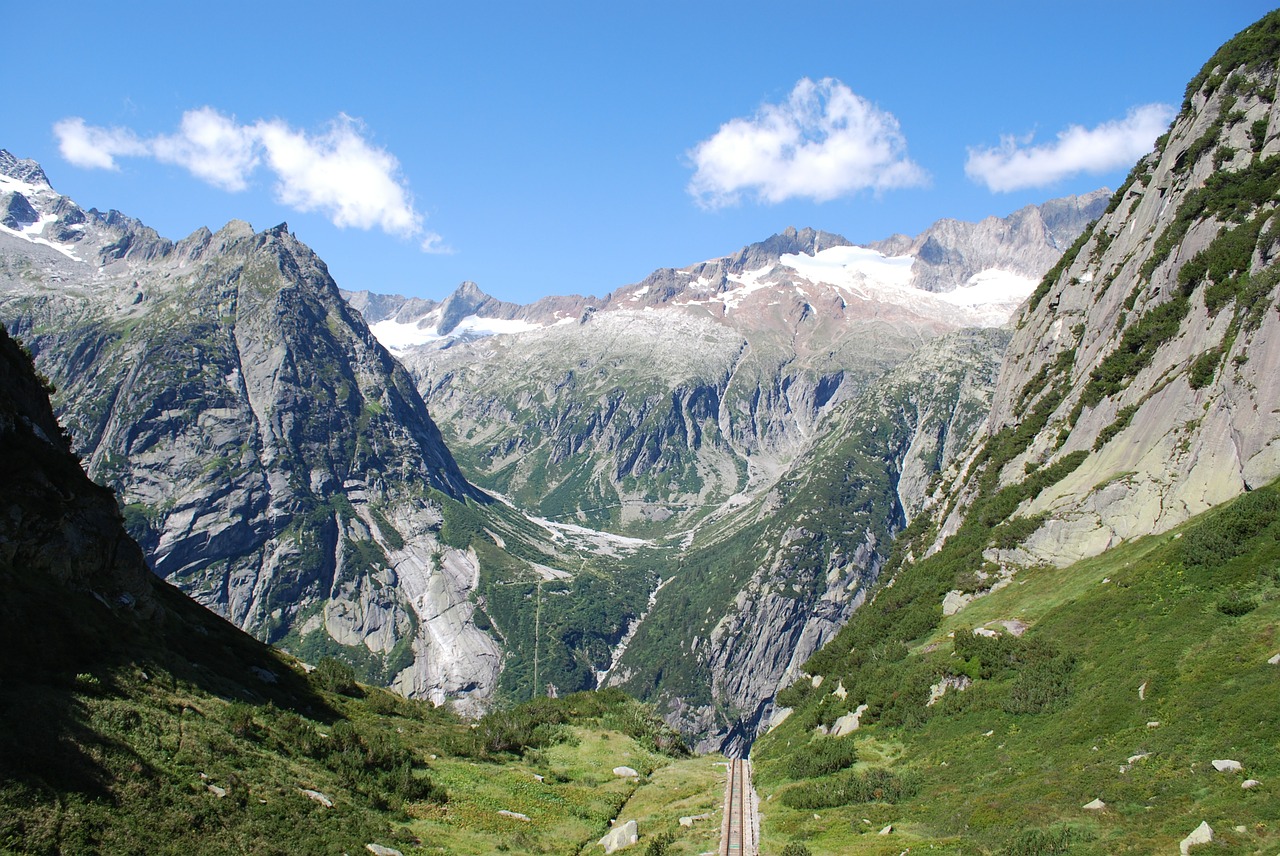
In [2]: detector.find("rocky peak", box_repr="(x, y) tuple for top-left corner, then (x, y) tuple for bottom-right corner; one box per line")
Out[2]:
(0, 149), (50, 187)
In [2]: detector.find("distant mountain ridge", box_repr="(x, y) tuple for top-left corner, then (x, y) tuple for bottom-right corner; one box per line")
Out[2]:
(346, 193), (1108, 353)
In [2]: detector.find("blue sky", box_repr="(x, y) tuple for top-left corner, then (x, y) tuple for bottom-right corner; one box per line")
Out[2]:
(5, 2), (1276, 303)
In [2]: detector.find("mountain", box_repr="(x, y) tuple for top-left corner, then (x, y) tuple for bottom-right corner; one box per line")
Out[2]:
(748, 11), (1280, 853)
(0, 156), (664, 715)
(604, 326), (1008, 753)
(923, 11), (1280, 568)
(354, 195), (1106, 541)
(0, 329), (705, 853)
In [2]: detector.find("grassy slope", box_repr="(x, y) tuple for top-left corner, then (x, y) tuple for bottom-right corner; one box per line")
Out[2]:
(752, 483), (1280, 855)
(0, 646), (715, 856)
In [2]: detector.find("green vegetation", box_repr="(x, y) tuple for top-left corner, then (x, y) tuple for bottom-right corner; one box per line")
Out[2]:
(1182, 10), (1280, 110)
(754, 479), (1280, 854)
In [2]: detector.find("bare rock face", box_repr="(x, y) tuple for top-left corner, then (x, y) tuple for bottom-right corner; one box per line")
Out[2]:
(0, 165), (500, 708)
(925, 32), (1280, 567)
(608, 328), (1007, 753)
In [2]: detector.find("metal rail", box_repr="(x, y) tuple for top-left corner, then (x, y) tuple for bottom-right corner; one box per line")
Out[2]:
(720, 758), (755, 856)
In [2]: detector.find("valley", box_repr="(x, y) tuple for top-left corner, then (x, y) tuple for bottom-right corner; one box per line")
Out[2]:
(2, 8), (1280, 854)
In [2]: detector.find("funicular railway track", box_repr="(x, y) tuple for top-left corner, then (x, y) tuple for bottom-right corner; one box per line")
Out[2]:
(719, 758), (756, 856)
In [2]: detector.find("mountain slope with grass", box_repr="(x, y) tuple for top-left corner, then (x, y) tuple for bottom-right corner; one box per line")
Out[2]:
(752, 12), (1280, 854)
(753, 479), (1280, 855)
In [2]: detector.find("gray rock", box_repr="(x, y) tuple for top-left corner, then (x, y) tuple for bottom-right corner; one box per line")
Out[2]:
(498, 810), (530, 821)
(1082, 798), (1105, 810)
(1243, 779), (1261, 789)
(599, 819), (639, 854)
(206, 784), (227, 798)
(298, 788), (333, 807)
(679, 813), (711, 827)
(366, 845), (404, 856)
(831, 704), (870, 736)
(1179, 821), (1213, 855)
(612, 766), (639, 778)
(1212, 759), (1243, 773)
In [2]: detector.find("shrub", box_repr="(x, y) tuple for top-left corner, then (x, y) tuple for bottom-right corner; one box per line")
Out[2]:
(1002, 826), (1079, 855)
(644, 832), (675, 856)
(221, 701), (256, 738)
(780, 845), (813, 856)
(779, 767), (919, 809)
(785, 736), (858, 779)
(314, 657), (358, 695)
(1218, 588), (1259, 616)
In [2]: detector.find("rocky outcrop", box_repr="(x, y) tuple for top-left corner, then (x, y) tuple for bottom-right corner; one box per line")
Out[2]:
(924, 21), (1280, 567)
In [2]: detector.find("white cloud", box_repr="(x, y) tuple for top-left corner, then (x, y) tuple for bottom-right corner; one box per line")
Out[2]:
(687, 77), (927, 208)
(151, 107), (259, 192)
(965, 104), (1175, 192)
(53, 117), (147, 171)
(254, 115), (420, 236)
(53, 109), (438, 248)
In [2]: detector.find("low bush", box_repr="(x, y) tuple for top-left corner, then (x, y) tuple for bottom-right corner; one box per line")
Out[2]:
(779, 767), (919, 809)
(785, 736), (858, 779)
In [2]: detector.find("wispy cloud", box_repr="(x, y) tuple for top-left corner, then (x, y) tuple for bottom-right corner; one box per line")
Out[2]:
(965, 104), (1174, 192)
(687, 77), (927, 208)
(54, 108), (439, 248)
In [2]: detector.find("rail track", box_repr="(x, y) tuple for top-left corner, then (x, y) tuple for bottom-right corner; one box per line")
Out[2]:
(719, 758), (756, 856)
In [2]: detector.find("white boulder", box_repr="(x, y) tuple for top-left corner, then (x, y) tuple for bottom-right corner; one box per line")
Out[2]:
(599, 820), (639, 854)
(613, 766), (640, 778)
(1179, 821), (1213, 855)
(1211, 759), (1243, 773)
(831, 704), (870, 736)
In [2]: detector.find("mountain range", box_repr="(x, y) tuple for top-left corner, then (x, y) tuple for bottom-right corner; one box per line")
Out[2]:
(3, 8), (1280, 852)
(0, 144), (1106, 750)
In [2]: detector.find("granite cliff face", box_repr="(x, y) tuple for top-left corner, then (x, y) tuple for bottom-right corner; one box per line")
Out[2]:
(601, 328), (1007, 753)
(923, 18), (1280, 568)
(0, 157), (504, 709)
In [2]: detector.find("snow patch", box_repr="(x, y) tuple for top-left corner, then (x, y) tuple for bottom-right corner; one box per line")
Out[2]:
(370, 314), (543, 352)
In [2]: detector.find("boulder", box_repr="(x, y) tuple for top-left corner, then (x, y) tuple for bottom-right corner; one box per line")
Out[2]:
(679, 813), (711, 827)
(366, 846), (403, 856)
(927, 675), (972, 706)
(942, 590), (972, 616)
(832, 680), (848, 700)
(1211, 759), (1242, 773)
(298, 788), (333, 807)
(599, 819), (639, 854)
(1269, 653), (1280, 665)
(1243, 779), (1261, 789)
(1178, 821), (1213, 855)
(878, 824), (894, 835)
(1138, 681), (1148, 700)
(498, 810), (530, 821)
(613, 766), (639, 778)
(1082, 798), (1106, 810)
(206, 784), (227, 798)
(831, 703), (870, 736)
